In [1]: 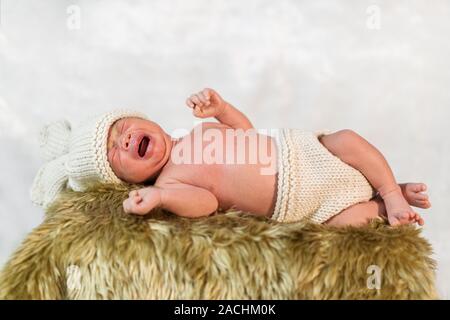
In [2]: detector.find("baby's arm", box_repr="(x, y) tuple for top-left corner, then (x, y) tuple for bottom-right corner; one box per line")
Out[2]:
(123, 183), (218, 218)
(186, 88), (254, 130)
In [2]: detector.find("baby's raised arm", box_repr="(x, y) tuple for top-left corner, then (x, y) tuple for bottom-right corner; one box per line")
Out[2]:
(186, 88), (254, 130)
(123, 183), (218, 218)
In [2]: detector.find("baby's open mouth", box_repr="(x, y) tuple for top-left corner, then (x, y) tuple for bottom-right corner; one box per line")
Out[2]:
(138, 136), (150, 158)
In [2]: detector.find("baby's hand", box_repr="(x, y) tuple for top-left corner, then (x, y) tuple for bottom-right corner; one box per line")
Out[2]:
(123, 187), (162, 215)
(186, 88), (227, 118)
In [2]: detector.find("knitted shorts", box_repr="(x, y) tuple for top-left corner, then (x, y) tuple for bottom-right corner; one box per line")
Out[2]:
(270, 129), (376, 224)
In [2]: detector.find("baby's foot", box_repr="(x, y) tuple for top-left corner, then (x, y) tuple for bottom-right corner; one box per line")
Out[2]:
(400, 183), (431, 209)
(379, 185), (425, 227)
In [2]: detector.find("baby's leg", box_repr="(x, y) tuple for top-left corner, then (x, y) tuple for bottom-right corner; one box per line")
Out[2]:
(325, 185), (427, 227)
(325, 198), (386, 227)
(319, 130), (423, 226)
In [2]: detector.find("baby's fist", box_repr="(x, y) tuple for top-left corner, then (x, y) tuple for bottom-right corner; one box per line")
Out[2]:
(186, 88), (227, 118)
(123, 187), (162, 215)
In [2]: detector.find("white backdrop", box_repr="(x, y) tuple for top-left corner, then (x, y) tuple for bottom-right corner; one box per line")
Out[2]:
(0, 0), (449, 298)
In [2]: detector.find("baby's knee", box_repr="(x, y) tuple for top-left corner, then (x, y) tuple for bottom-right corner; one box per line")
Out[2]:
(322, 129), (362, 154)
(335, 129), (360, 143)
(333, 129), (366, 152)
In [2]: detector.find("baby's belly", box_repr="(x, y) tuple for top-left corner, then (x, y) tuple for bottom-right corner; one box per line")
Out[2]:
(169, 126), (278, 217)
(215, 164), (278, 217)
(199, 132), (278, 217)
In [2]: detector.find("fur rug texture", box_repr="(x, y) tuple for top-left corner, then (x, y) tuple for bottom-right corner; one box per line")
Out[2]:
(0, 184), (438, 299)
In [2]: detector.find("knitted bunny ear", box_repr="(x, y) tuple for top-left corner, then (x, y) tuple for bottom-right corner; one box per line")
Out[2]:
(30, 155), (69, 209)
(39, 120), (72, 162)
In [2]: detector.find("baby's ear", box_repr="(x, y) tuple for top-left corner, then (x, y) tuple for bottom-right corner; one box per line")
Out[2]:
(39, 120), (72, 162)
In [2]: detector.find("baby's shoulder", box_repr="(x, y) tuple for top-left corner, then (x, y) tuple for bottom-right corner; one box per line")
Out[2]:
(153, 165), (180, 186)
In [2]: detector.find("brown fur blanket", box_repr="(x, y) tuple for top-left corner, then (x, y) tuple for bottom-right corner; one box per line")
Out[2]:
(0, 184), (438, 299)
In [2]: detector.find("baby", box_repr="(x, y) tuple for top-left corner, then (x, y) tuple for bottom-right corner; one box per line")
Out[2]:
(30, 88), (430, 227)
(107, 88), (430, 227)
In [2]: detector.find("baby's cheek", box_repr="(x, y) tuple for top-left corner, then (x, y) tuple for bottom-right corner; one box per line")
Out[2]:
(108, 156), (122, 178)
(120, 158), (139, 176)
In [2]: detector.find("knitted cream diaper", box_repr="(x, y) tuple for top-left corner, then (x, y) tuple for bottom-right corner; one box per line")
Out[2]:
(271, 129), (376, 224)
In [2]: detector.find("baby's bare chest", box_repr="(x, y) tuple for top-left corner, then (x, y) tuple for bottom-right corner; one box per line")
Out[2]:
(173, 125), (276, 165)
(157, 125), (278, 209)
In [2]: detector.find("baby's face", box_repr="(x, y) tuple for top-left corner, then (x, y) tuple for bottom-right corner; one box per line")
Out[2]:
(107, 117), (171, 184)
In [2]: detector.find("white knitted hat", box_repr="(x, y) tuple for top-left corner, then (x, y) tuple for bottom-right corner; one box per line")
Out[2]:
(30, 109), (148, 209)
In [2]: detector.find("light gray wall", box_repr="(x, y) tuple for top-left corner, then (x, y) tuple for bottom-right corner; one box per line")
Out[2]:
(1, 0), (449, 298)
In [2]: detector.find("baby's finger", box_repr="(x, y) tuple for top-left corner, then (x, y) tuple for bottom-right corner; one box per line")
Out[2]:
(190, 94), (203, 107)
(130, 194), (141, 204)
(129, 190), (138, 198)
(202, 88), (212, 100)
(136, 197), (154, 213)
(197, 91), (210, 105)
(186, 98), (195, 108)
(193, 105), (203, 115)
(131, 205), (148, 215)
(193, 106), (207, 118)
(192, 106), (199, 116)
(134, 195), (143, 204)
(123, 199), (132, 213)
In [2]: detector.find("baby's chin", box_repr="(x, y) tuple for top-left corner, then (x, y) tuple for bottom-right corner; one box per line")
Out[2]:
(134, 149), (167, 182)
(122, 166), (156, 184)
(147, 150), (166, 172)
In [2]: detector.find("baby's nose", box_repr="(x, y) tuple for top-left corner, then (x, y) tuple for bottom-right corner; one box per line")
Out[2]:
(120, 133), (132, 151)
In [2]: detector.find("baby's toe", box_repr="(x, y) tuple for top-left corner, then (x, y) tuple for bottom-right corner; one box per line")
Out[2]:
(418, 216), (425, 226)
(396, 212), (415, 225)
(422, 200), (432, 209)
(406, 183), (426, 194)
(413, 183), (427, 192)
(414, 199), (431, 209)
(413, 213), (425, 226)
(415, 192), (429, 201)
(406, 211), (418, 221)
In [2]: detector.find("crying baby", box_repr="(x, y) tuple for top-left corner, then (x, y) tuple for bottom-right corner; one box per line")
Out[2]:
(32, 88), (431, 227)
